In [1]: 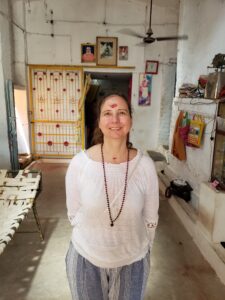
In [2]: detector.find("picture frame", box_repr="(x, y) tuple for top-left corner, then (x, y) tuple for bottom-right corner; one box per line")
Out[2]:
(96, 36), (118, 66)
(81, 43), (96, 63)
(138, 73), (152, 106)
(145, 60), (159, 74)
(119, 46), (128, 61)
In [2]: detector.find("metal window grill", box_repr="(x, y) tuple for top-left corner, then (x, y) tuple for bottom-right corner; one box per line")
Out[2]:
(29, 65), (84, 158)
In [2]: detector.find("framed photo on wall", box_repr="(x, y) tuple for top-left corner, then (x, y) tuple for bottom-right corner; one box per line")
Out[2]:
(96, 36), (118, 66)
(81, 43), (96, 63)
(138, 73), (152, 106)
(119, 46), (128, 60)
(145, 60), (159, 74)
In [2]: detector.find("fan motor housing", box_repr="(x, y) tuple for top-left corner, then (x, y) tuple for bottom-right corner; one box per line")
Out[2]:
(143, 37), (155, 44)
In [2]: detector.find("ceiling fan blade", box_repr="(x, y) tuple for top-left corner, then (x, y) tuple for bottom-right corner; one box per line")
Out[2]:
(155, 35), (188, 41)
(118, 28), (145, 39)
(135, 42), (146, 47)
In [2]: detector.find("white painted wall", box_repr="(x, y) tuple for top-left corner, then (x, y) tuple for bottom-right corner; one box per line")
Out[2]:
(166, 0), (225, 210)
(11, 0), (180, 152)
(0, 0), (13, 168)
(176, 0), (225, 93)
(143, 0), (179, 148)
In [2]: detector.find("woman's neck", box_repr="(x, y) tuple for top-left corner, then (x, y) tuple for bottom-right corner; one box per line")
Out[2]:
(101, 139), (128, 163)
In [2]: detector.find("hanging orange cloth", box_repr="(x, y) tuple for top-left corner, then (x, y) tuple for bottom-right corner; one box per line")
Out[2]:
(171, 112), (186, 161)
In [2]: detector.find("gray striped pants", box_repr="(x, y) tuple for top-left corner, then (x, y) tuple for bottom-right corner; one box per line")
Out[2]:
(65, 242), (150, 300)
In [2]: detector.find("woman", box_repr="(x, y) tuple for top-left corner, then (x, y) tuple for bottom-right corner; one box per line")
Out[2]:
(65, 93), (159, 300)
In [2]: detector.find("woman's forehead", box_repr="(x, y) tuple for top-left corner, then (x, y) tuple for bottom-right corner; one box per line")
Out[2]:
(102, 96), (128, 109)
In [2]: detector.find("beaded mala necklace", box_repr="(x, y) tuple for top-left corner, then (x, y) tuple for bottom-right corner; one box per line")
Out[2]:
(101, 143), (130, 227)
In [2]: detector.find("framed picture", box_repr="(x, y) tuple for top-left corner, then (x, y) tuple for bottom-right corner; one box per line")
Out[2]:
(96, 36), (118, 66)
(145, 60), (159, 74)
(138, 73), (152, 106)
(119, 46), (128, 61)
(81, 43), (96, 63)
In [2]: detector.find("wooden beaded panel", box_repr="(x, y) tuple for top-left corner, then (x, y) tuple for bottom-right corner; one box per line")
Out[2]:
(29, 65), (84, 158)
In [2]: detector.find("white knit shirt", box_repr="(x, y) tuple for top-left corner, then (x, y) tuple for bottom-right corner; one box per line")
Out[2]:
(66, 150), (159, 268)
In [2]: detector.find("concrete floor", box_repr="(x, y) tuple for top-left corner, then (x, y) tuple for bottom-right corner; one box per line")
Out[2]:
(1, 162), (225, 300)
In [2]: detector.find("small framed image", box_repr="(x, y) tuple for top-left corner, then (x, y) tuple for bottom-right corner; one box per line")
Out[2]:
(138, 73), (152, 106)
(96, 36), (118, 66)
(145, 60), (159, 74)
(119, 46), (128, 61)
(81, 43), (96, 63)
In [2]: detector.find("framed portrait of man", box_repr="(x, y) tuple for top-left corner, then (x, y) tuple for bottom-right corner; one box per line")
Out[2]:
(81, 44), (96, 63)
(96, 37), (118, 66)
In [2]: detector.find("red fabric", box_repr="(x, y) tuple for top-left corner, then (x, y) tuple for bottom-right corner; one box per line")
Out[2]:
(171, 112), (186, 161)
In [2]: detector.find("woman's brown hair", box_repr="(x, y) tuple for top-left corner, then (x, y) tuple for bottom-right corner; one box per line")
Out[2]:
(91, 92), (133, 148)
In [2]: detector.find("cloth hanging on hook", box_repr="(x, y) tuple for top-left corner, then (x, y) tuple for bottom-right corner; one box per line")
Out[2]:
(178, 112), (190, 145)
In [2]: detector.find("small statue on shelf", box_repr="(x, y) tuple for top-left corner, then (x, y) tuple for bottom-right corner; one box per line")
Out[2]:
(212, 53), (225, 70)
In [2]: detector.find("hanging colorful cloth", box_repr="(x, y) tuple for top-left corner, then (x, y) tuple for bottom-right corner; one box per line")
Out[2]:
(187, 114), (205, 147)
(171, 111), (187, 161)
(179, 112), (190, 144)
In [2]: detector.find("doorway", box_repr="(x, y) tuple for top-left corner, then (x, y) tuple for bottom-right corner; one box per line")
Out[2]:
(84, 71), (132, 148)
(14, 87), (31, 168)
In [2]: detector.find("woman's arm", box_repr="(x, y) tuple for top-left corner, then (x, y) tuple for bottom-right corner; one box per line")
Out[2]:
(65, 155), (82, 226)
(142, 156), (159, 248)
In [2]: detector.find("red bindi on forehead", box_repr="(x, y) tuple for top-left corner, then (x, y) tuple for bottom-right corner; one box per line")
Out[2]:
(110, 104), (117, 108)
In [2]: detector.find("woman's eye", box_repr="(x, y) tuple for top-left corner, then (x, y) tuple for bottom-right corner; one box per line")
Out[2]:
(103, 112), (111, 116)
(119, 111), (127, 115)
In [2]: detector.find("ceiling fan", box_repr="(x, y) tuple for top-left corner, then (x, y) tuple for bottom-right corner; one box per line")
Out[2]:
(119, 0), (188, 45)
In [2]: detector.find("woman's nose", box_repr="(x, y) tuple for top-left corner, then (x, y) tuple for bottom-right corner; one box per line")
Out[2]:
(112, 113), (119, 122)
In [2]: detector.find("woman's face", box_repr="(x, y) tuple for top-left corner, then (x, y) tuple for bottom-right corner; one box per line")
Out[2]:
(98, 95), (132, 141)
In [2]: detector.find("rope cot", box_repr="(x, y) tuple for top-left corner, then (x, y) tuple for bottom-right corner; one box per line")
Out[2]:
(0, 169), (43, 255)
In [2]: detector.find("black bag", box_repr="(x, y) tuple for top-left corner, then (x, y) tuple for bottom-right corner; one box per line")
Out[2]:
(165, 179), (193, 202)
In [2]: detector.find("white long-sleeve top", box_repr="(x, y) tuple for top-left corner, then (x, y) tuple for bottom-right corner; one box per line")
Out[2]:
(66, 149), (159, 268)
